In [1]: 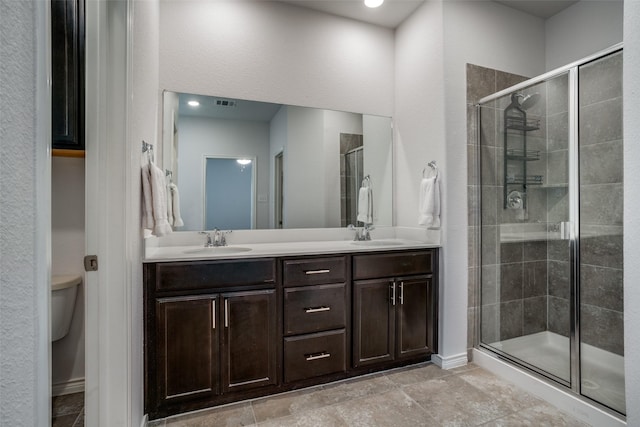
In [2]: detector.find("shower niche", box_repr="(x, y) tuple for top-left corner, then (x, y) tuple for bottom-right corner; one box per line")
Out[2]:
(503, 92), (542, 209)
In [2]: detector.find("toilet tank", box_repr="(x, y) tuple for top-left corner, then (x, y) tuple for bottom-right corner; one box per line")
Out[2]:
(51, 275), (81, 342)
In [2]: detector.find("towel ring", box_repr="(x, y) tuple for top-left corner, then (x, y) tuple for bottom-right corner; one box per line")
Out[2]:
(422, 161), (438, 179)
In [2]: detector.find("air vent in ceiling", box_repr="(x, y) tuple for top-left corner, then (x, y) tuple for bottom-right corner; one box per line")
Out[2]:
(215, 99), (237, 108)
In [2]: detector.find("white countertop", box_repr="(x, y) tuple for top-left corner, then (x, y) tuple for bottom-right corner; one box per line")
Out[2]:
(144, 239), (439, 263)
(143, 227), (441, 263)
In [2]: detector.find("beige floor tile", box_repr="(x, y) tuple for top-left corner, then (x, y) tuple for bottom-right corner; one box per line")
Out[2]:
(256, 406), (349, 427)
(456, 368), (543, 412)
(52, 414), (79, 427)
(481, 403), (591, 426)
(164, 402), (255, 427)
(312, 374), (397, 407)
(252, 386), (329, 423)
(333, 389), (439, 427)
(384, 362), (452, 386)
(52, 392), (84, 417)
(403, 374), (515, 426)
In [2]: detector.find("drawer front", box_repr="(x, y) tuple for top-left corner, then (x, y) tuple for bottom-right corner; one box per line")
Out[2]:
(284, 283), (346, 335)
(283, 257), (346, 287)
(155, 259), (276, 292)
(353, 250), (433, 280)
(284, 329), (346, 383)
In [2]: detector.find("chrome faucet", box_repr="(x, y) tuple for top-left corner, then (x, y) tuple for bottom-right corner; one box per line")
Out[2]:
(199, 229), (232, 247)
(348, 224), (375, 241)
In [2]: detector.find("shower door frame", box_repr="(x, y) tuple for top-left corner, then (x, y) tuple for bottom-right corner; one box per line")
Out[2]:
(475, 43), (623, 409)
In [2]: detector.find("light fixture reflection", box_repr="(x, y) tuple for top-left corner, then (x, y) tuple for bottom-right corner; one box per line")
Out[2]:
(364, 0), (383, 8)
(236, 159), (252, 165)
(187, 100), (200, 107)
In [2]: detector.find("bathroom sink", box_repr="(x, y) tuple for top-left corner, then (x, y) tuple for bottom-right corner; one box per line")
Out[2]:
(351, 240), (405, 247)
(183, 246), (253, 255)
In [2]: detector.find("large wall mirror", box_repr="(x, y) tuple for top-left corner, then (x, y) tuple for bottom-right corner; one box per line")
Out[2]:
(163, 91), (393, 231)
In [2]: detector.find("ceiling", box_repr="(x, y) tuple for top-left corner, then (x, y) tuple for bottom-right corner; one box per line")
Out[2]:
(278, 0), (579, 28)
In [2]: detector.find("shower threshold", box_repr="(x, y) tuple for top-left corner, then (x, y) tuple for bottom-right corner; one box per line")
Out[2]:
(487, 331), (625, 414)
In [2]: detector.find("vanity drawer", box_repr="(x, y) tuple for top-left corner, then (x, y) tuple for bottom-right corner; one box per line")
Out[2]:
(284, 329), (346, 383)
(283, 256), (346, 287)
(284, 283), (346, 335)
(353, 250), (433, 280)
(154, 259), (277, 292)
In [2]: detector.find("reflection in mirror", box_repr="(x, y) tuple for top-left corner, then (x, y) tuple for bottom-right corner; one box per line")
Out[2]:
(163, 91), (393, 231)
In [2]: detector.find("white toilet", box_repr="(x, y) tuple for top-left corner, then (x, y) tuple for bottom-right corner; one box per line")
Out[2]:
(51, 275), (81, 342)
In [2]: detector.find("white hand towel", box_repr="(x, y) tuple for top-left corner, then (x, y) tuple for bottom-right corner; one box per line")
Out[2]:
(357, 186), (373, 224)
(418, 176), (440, 228)
(149, 162), (173, 236)
(169, 183), (184, 227)
(141, 164), (155, 232)
(141, 161), (173, 237)
(166, 181), (174, 226)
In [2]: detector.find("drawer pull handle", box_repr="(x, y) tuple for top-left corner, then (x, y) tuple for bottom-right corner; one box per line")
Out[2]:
(305, 352), (331, 361)
(212, 300), (216, 329)
(305, 306), (331, 313)
(305, 269), (331, 275)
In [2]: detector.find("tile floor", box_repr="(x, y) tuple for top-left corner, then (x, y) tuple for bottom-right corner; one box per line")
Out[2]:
(148, 363), (589, 426)
(52, 392), (84, 426)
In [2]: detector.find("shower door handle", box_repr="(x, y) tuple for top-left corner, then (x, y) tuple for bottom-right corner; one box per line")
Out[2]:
(560, 221), (571, 240)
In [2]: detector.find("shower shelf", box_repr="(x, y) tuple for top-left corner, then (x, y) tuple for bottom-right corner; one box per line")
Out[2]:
(506, 116), (540, 131)
(506, 149), (540, 161)
(506, 175), (543, 185)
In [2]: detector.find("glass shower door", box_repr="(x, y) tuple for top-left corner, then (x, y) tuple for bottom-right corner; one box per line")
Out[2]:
(479, 72), (573, 384)
(578, 50), (625, 414)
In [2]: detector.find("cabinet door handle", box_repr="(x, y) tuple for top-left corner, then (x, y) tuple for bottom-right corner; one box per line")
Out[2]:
(305, 352), (331, 361)
(399, 282), (404, 305)
(305, 306), (331, 313)
(212, 300), (216, 329)
(224, 299), (229, 328)
(304, 269), (330, 275)
(390, 282), (396, 306)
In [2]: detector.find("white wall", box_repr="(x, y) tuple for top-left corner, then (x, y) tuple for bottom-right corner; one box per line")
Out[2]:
(624, 1), (640, 424)
(269, 106), (288, 228)
(177, 116), (271, 230)
(440, 0), (546, 360)
(323, 110), (363, 227)
(51, 157), (85, 391)
(129, 0), (160, 424)
(159, 1), (395, 117)
(363, 115), (393, 227)
(283, 106), (326, 228)
(0, 0), (50, 424)
(545, 0), (624, 71)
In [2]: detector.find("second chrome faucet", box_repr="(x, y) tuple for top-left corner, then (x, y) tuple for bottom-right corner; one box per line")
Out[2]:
(199, 228), (232, 247)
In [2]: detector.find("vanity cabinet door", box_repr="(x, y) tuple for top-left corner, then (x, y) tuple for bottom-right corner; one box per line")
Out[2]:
(221, 289), (278, 393)
(353, 279), (395, 367)
(397, 276), (434, 359)
(155, 295), (219, 405)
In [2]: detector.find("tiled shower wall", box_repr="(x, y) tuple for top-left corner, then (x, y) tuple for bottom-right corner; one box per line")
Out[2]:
(466, 53), (624, 356)
(466, 64), (529, 351)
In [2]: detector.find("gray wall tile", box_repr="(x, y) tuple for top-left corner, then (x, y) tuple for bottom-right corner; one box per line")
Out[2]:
(581, 304), (624, 355)
(580, 140), (623, 185)
(578, 51), (623, 107)
(580, 265), (623, 312)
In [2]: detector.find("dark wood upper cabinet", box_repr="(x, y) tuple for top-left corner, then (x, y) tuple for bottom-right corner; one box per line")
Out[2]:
(51, 0), (85, 150)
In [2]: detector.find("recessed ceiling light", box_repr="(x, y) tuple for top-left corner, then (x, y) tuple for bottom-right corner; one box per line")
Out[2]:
(237, 159), (252, 165)
(187, 100), (200, 107)
(364, 0), (383, 8)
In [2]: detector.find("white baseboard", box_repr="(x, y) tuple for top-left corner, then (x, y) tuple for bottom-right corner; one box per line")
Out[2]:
(52, 378), (84, 397)
(432, 352), (468, 370)
(472, 349), (625, 427)
(140, 414), (148, 427)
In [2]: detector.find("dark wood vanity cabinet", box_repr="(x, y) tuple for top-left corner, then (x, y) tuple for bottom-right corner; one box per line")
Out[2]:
(145, 259), (278, 418)
(352, 251), (437, 368)
(282, 257), (349, 383)
(145, 248), (438, 419)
